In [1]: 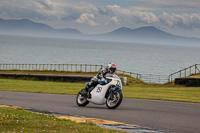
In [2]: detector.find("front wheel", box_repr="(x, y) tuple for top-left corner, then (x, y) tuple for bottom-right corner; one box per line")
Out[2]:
(76, 94), (89, 107)
(106, 90), (123, 109)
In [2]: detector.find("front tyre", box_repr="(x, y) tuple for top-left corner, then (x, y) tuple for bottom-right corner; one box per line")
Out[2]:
(106, 90), (123, 109)
(76, 94), (89, 107)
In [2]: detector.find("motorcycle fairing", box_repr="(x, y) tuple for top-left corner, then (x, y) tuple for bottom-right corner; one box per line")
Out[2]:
(87, 76), (122, 105)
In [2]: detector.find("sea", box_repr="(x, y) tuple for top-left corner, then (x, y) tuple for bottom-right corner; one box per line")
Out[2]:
(0, 34), (200, 76)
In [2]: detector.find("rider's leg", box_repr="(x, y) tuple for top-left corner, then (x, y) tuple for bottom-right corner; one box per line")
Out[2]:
(79, 78), (98, 96)
(87, 78), (98, 92)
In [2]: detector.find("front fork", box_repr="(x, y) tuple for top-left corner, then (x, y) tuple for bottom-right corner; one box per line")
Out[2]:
(107, 86), (120, 100)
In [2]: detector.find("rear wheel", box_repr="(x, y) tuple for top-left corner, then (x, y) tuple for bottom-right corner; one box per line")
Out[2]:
(106, 90), (123, 109)
(76, 94), (89, 107)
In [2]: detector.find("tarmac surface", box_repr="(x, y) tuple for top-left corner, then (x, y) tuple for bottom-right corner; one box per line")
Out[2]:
(0, 90), (200, 133)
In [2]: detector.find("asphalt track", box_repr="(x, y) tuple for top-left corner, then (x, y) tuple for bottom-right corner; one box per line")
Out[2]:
(0, 91), (200, 133)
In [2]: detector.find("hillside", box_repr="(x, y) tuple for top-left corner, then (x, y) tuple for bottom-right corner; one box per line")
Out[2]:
(100, 26), (200, 44)
(0, 18), (82, 38)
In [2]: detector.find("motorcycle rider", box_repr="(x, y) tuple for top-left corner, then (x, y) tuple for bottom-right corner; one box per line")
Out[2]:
(80, 62), (117, 97)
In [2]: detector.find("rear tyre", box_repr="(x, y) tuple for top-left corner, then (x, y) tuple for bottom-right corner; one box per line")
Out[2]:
(106, 90), (123, 109)
(76, 94), (89, 107)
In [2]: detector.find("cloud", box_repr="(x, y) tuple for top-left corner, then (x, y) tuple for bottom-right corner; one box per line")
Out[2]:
(0, 0), (200, 30)
(102, 5), (159, 25)
(0, 0), (98, 20)
(130, 0), (200, 11)
(159, 12), (200, 28)
(101, 5), (200, 29)
(106, 16), (120, 25)
(76, 13), (99, 26)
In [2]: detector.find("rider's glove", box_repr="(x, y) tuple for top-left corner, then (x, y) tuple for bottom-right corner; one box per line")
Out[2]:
(100, 78), (107, 83)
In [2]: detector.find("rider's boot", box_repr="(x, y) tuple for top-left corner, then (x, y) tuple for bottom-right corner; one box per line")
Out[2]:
(79, 86), (89, 97)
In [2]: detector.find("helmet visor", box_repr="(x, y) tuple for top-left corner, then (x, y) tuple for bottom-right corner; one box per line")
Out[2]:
(110, 68), (116, 74)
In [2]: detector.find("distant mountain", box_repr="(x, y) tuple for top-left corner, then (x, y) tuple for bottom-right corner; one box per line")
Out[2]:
(0, 18), (199, 45)
(107, 26), (175, 39)
(98, 26), (200, 45)
(0, 18), (82, 38)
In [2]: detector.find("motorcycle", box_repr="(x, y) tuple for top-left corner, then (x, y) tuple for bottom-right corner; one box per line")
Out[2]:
(76, 74), (123, 109)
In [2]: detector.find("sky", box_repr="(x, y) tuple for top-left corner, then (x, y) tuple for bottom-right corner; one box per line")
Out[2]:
(0, 0), (200, 37)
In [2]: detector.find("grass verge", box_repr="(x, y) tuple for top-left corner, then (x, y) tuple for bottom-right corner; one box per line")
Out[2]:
(0, 78), (200, 103)
(0, 107), (124, 133)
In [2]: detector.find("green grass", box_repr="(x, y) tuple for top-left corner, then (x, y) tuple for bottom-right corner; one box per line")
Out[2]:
(0, 107), (124, 133)
(0, 78), (84, 94)
(123, 86), (200, 103)
(188, 72), (200, 78)
(0, 78), (200, 103)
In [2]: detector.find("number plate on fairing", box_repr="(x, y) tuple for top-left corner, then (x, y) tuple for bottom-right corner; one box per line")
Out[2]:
(96, 87), (102, 93)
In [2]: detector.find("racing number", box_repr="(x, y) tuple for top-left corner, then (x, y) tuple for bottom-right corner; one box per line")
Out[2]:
(96, 87), (102, 93)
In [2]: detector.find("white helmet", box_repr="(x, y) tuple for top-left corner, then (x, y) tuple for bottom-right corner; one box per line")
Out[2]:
(107, 62), (116, 74)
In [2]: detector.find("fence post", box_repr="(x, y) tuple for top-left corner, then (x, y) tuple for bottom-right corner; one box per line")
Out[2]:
(171, 74), (173, 82)
(197, 65), (200, 72)
(136, 73), (139, 79)
(168, 75), (170, 82)
(158, 75), (161, 84)
(195, 64), (197, 74)
(80, 64), (82, 72)
(179, 70), (182, 77)
(185, 68), (186, 77)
